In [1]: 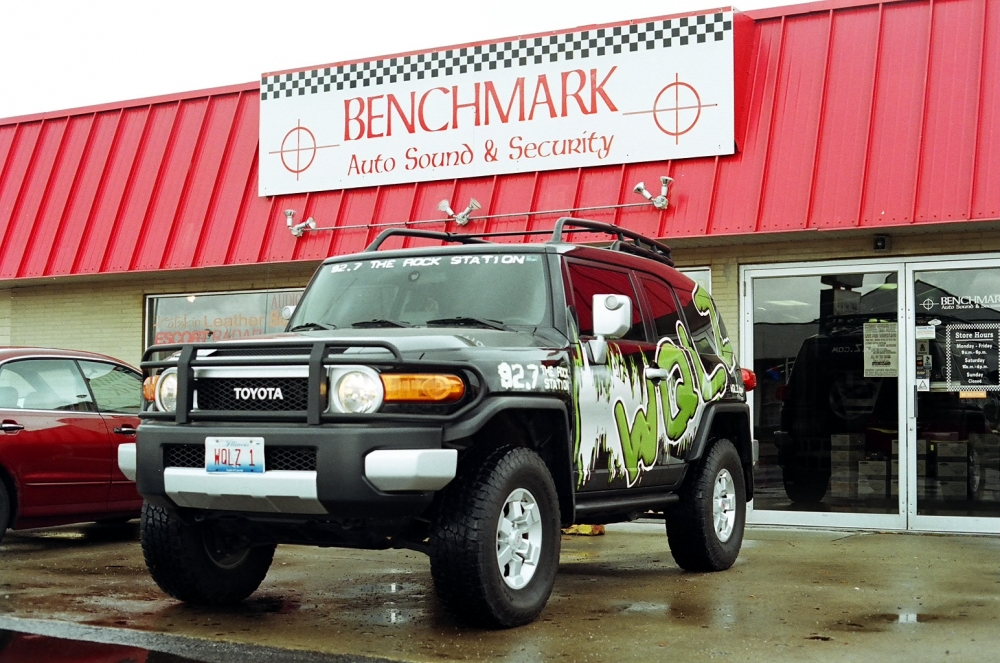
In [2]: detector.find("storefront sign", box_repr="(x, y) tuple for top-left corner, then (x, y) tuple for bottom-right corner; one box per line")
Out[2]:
(259, 11), (735, 195)
(945, 324), (1000, 390)
(863, 322), (898, 378)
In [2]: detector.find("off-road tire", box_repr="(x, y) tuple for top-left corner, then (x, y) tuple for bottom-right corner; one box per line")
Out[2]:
(140, 502), (275, 605)
(429, 445), (561, 628)
(782, 462), (830, 503)
(666, 439), (746, 572)
(0, 480), (10, 544)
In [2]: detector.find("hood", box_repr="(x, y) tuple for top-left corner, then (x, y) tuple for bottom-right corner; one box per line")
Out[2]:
(202, 327), (564, 355)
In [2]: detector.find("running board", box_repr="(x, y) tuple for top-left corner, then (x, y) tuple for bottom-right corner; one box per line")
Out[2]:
(574, 492), (680, 516)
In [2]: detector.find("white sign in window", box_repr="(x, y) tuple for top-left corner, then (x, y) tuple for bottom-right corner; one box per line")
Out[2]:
(259, 11), (735, 195)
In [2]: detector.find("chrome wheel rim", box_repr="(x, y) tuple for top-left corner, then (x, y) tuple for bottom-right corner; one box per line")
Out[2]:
(496, 487), (543, 589)
(713, 469), (737, 543)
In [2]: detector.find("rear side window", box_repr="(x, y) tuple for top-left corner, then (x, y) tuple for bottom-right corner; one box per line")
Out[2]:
(638, 274), (682, 341)
(675, 284), (724, 356)
(79, 361), (142, 414)
(566, 262), (645, 341)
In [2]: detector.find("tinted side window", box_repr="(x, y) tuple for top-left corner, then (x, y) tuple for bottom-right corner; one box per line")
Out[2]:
(639, 275), (682, 341)
(0, 359), (95, 412)
(675, 283), (721, 356)
(566, 262), (645, 341)
(79, 361), (142, 414)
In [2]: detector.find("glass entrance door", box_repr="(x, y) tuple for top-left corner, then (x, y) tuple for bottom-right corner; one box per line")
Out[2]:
(907, 261), (1000, 533)
(745, 263), (906, 529)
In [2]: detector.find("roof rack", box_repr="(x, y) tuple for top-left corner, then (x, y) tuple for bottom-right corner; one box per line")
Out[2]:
(364, 219), (673, 267)
(549, 218), (674, 266)
(365, 228), (492, 251)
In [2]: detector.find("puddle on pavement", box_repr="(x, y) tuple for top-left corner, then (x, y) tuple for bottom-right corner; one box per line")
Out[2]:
(830, 613), (949, 632)
(0, 630), (202, 663)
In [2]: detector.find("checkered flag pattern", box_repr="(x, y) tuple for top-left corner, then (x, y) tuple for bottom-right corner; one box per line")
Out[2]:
(261, 12), (732, 101)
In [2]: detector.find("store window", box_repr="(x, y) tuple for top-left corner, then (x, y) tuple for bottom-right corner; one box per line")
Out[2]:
(912, 267), (1000, 518)
(751, 272), (900, 515)
(679, 267), (711, 294)
(145, 288), (304, 347)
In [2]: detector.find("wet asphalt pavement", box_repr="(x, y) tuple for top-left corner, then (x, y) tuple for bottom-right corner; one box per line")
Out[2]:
(0, 521), (998, 662)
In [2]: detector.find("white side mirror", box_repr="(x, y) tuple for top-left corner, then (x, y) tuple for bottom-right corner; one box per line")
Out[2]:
(593, 294), (632, 338)
(281, 305), (296, 321)
(588, 294), (632, 364)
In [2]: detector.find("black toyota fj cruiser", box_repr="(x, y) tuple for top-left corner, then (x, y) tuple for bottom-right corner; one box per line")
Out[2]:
(122, 218), (756, 628)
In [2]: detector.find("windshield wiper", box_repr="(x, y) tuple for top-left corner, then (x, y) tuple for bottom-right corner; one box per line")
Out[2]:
(288, 321), (338, 332)
(350, 319), (412, 328)
(426, 317), (510, 331)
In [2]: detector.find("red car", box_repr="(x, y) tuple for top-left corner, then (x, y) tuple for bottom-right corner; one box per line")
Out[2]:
(0, 347), (142, 542)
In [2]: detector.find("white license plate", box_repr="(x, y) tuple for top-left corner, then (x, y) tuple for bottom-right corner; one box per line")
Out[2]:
(205, 437), (264, 473)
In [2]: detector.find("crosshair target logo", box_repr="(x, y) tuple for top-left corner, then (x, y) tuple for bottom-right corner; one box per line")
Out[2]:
(624, 74), (718, 145)
(268, 120), (339, 180)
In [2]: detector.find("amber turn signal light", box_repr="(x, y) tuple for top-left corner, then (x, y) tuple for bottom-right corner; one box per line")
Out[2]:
(142, 375), (159, 401)
(381, 374), (465, 403)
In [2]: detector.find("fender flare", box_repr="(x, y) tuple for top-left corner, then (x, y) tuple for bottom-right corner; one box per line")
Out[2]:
(685, 401), (754, 501)
(443, 395), (576, 525)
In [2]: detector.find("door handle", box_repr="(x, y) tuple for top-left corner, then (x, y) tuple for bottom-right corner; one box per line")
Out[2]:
(114, 425), (137, 436)
(645, 367), (670, 382)
(1, 421), (25, 433)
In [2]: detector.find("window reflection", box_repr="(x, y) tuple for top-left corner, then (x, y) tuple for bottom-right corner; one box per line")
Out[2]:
(913, 268), (1000, 518)
(753, 273), (899, 514)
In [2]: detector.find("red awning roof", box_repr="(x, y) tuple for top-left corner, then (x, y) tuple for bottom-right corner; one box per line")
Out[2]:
(1, 0), (998, 281)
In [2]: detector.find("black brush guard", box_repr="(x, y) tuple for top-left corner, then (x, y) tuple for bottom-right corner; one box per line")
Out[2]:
(139, 339), (484, 425)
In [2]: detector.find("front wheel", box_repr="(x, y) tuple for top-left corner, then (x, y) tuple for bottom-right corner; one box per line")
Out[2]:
(140, 502), (275, 605)
(429, 445), (561, 628)
(666, 439), (746, 572)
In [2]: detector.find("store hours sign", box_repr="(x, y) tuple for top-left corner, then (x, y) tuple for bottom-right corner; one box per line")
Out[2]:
(946, 324), (1000, 391)
(258, 11), (735, 195)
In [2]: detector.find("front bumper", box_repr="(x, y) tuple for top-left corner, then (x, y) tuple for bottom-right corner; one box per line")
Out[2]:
(130, 422), (452, 518)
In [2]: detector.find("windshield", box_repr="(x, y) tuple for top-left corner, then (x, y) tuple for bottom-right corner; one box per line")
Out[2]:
(289, 253), (550, 330)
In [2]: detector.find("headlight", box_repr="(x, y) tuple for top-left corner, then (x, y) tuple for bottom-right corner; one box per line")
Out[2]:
(331, 368), (383, 413)
(155, 369), (178, 412)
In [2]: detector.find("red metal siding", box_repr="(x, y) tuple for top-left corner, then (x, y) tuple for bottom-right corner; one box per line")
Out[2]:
(971, 0), (1000, 218)
(809, 5), (882, 229)
(915, 0), (985, 223)
(1, 0), (998, 283)
(757, 11), (829, 233)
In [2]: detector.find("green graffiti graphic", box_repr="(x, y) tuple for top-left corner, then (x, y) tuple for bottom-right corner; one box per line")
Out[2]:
(693, 284), (736, 371)
(656, 335), (701, 444)
(676, 320), (726, 404)
(574, 283), (739, 488)
(614, 392), (658, 481)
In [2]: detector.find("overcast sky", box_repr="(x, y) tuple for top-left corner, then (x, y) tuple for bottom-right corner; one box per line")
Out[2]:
(1, 0), (805, 120)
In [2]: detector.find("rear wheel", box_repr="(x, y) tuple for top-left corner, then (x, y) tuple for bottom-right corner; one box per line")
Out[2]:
(140, 502), (275, 605)
(429, 445), (561, 628)
(666, 439), (746, 572)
